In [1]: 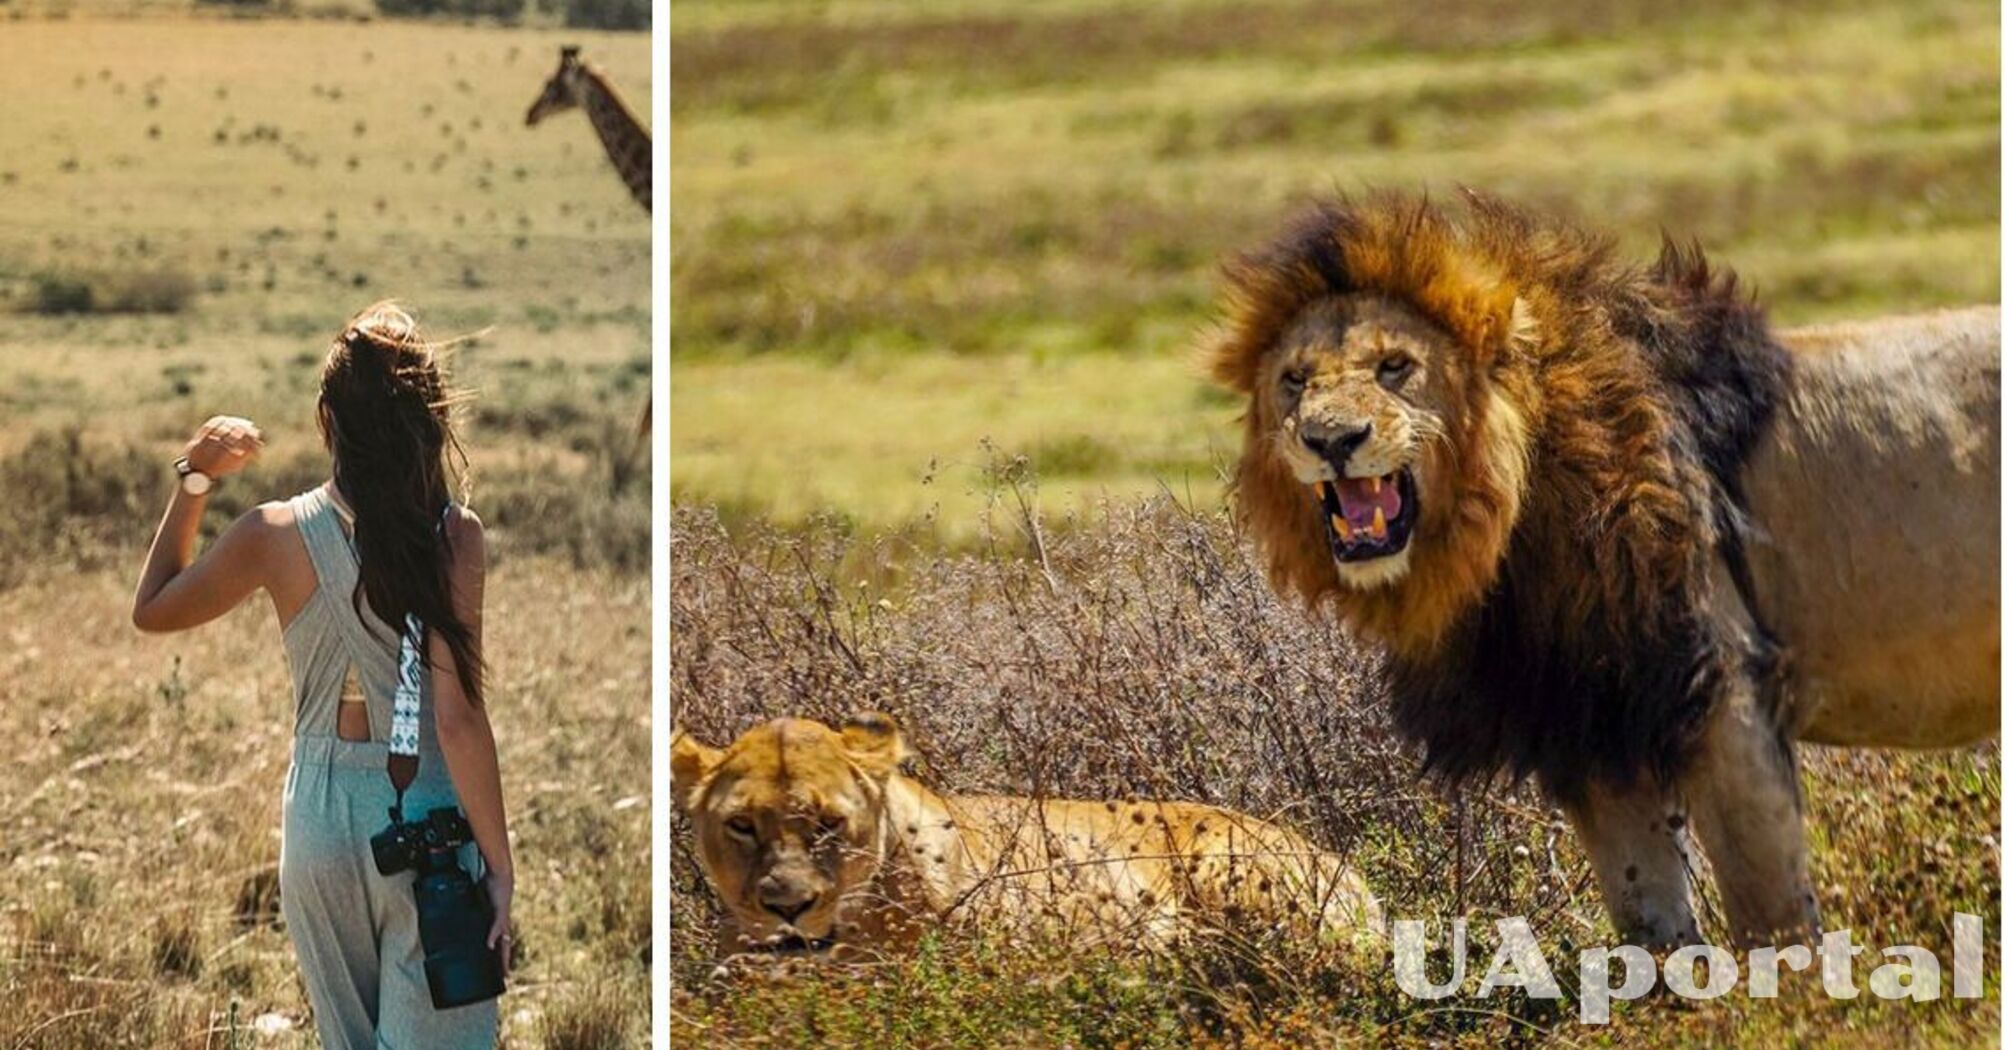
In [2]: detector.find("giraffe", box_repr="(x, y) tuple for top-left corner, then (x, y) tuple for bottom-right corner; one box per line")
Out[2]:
(528, 46), (653, 437)
(527, 46), (651, 212)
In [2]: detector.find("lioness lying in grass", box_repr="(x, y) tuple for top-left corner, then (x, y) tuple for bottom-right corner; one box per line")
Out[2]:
(672, 712), (1382, 958)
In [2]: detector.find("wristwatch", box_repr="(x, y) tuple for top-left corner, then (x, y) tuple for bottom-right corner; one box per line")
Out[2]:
(174, 456), (213, 497)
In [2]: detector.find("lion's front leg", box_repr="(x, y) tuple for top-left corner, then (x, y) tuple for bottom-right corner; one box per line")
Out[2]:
(1683, 685), (1821, 947)
(1565, 777), (1703, 950)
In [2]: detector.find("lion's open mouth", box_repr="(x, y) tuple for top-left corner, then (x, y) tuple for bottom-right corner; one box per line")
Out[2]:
(1314, 470), (1416, 562)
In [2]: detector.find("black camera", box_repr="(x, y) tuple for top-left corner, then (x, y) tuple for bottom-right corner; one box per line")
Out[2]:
(371, 806), (506, 1009)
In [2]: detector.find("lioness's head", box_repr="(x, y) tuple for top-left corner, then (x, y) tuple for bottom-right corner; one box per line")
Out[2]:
(672, 713), (906, 954)
(1212, 194), (1539, 650)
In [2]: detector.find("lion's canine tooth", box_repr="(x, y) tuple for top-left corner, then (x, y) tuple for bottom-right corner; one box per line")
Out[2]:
(1332, 514), (1352, 541)
(1371, 476), (1382, 495)
(1370, 507), (1388, 540)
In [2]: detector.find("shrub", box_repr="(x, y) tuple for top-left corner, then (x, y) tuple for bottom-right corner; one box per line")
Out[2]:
(29, 273), (94, 314)
(564, 0), (645, 31)
(464, 0), (524, 18)
(106, 268), (197, 314)
(373, 0), (523, 19)
(27, 268), (195, 316)
(540, 978), (636, 1050)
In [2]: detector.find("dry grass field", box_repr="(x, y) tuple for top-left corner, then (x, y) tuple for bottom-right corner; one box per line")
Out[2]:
(670, 0), (1999, 1046)
(0, 15), (648, 1048)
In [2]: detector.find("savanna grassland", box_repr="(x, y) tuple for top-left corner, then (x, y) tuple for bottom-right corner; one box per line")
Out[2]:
(0, 16), (648, 1048)
(669, 0), (2000, 1047)
(670, 0), (1998, 532)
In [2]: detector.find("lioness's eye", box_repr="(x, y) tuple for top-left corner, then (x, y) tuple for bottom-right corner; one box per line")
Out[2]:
(725, 817), (757, 840)
(1376, 355), (1414, 389)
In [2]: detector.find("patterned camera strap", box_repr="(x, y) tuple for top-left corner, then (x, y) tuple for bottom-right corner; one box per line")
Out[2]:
(386, 611), (425, 805)
(387, 502), (456, 808)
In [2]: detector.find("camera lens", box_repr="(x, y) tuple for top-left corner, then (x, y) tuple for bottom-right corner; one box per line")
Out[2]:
(414, 863), (505, 1008)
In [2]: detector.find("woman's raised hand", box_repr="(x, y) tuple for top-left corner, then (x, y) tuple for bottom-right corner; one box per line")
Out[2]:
(184, 416), (264, 478)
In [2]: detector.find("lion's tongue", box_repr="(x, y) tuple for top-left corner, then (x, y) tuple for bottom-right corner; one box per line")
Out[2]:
(1333, 474), (1401, 530)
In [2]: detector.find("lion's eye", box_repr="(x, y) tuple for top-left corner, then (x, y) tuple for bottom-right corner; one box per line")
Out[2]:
(1280, 367), (1309, 397)
(817, 816), (848, 841)
(1375, 355), (1415, 389)
(725, 817), (757, 841)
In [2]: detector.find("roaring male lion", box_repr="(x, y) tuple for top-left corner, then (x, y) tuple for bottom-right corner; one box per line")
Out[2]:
(671, 713), (1382, 958)
(1210, 190), (1998, 949)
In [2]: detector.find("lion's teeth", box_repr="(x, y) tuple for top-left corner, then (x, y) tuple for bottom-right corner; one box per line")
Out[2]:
(1371, 476), (1382, 494)
(1370, 507), (1388, 540)
(1332, 514), (1352, 541)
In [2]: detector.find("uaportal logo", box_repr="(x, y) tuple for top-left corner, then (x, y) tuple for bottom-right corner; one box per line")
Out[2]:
(1389, 914), (1986, 1023)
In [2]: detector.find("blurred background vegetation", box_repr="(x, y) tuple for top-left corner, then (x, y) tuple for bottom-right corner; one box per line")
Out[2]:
(669, 0), (1998, 537)
(0, 15), (648, 1048)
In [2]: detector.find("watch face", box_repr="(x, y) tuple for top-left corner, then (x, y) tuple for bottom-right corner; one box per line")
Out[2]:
(181, 470), (213, 496)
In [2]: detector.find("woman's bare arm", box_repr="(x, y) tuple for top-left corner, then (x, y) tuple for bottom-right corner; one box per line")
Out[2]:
(427, 508), (516, 966)
(132, 417), (270, 633)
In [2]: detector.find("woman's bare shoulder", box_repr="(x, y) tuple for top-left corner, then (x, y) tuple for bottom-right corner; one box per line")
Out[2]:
(197, 499), (295, 540)
(250, 499), (298, 527)
(225, 499), (302, 545)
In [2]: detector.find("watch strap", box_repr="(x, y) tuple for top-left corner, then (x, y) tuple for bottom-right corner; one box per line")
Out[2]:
(174, 456), (214, 495)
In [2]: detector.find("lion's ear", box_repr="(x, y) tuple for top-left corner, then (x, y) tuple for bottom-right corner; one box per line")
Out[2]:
(841, 711), (909, 778)
(671, 730), (724, 815)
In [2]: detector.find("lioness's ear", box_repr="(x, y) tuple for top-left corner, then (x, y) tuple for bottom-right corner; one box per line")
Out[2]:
(671, 730), (724, 815)
(841, 711), (909, 778)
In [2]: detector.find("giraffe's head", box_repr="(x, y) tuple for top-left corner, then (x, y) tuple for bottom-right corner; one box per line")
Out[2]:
(526, 46), (586, 127)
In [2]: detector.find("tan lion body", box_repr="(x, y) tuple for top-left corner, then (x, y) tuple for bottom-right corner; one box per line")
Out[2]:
(672, 716), (1380, 959)
(1748, 306), (2000, 748)
(1587, 306), (1999, 946)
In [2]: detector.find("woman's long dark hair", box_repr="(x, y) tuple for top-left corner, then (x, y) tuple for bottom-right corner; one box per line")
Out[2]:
(319, 301), (484, 707)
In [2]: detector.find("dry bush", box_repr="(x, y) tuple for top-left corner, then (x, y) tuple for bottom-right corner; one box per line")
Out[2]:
(669, 490), (1998, 1046)
(540, 977), (636, 1050)
(670, 491), (1574, 960)
(27, 267), (197, 315)
(0, 422), (648, 586)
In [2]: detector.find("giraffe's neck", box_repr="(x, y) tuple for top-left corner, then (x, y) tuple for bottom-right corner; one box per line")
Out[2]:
(576, 66), (651, 212)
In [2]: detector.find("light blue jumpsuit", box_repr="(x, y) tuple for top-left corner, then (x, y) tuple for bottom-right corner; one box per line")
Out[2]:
(278, 486), (497, 1048)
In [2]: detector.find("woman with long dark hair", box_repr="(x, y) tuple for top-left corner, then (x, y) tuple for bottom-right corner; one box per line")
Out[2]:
(132, 302), (511, 1047)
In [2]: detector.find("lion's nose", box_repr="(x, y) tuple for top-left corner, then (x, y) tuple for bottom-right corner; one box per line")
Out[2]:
(757, 880), (821, 924)
(1301, 420), (1372, 469)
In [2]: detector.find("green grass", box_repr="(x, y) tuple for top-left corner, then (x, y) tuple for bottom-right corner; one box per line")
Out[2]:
(668, 0), (1999, 536)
